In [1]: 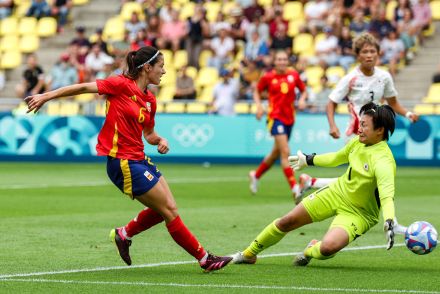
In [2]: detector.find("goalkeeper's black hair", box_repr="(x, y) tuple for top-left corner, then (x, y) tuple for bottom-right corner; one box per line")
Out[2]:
(359, 102), (396, 141)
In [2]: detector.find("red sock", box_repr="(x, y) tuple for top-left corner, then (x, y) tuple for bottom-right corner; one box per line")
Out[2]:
(124, 208), (164, 238)
(283, 167), (296, 189)
(166, 215), (206, 260)
(311, 178), (317, 187)
(255, 161), (271, 179)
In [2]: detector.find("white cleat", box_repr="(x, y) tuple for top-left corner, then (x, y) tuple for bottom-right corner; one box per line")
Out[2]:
(293, 239), (318, 267)
(231, 252), (257, 264)
(249, 170), (258, 194)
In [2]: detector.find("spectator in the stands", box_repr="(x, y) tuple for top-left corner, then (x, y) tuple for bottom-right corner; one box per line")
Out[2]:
(85, 43), (114, 80)
(243, 0), (265, 22)
(369, 8), (394, 39)
(160, 9), (187, 52)
(394, 0), (411, 25)
(130, 29), (151, 51)
(269, 10), (288, 39)
(51, 0), (72, 32)
(314, 26), (340, 67)
(270, 23), (293, 55)
(94, 28), (109, 55)
(380, 30), (405, 77)
(208, 27), (235, 71)
(211, 13), (230, 37)
(397, 8), (417, 52)
(0, 0), (13, 19)
(211, 69), (239, 116)
(26, 0), (51, 19)
(112, 30), (131, 57)
(304, 0), (329, 31)
(186, 4), (210, 68)
(230, 7), (248, 42)
(173, 66), (196, 100)
(47, 53), (78, 90)
(15, 54), (45, 98)
(412, 0), (432, 45)
(349, 10), (370, 37)
(158, 0), (173, 23)
(246, 12), (269, 43)
(239, 60), (260, 101)
(71, 26), (91, 48)
(245, 30), (269, 68)
(338, 26), (356, 70)
(145, 14), (161, 48)
(143, 0), (159, 19)
(125, 11), (146, 41)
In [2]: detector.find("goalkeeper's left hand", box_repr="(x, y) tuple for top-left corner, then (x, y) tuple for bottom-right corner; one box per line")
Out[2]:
(384, 219), (395, 250)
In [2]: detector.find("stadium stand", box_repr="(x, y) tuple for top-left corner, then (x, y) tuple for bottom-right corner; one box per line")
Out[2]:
(0, 0), (440, 115)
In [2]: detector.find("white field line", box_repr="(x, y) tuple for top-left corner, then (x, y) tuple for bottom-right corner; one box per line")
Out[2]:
(1, 278), (439, 294)
(0, 177), (247, 190)
(0, 244), (405, 280)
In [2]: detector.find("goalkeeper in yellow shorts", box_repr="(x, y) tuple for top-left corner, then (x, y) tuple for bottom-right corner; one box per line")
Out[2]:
(232, 102), (398, 266)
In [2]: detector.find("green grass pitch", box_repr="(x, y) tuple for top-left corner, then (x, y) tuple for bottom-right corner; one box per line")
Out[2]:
(0, 162), (439, 293)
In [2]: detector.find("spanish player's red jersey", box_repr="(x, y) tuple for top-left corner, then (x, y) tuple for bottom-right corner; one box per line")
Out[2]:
(257, 69), (305, 125)
(96, 75), (156, 160)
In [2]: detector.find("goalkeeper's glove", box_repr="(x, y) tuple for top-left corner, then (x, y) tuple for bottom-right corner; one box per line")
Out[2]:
(384, 219), (395, 250)
(288, 150), (315, 171)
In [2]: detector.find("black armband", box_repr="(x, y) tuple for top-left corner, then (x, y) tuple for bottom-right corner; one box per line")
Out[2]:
(306, 153), (316, 166)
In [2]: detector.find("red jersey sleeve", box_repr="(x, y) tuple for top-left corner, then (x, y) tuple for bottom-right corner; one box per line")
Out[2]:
(96, 75), (124, 96)
(257, 72), (270, 93)
(295, 71), (306, 92)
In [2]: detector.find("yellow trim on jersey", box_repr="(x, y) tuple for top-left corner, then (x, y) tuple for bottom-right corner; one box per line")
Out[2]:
(120, 159), (133, 198)
(267, 118), (274, 132)
(109, 124), (118, 157)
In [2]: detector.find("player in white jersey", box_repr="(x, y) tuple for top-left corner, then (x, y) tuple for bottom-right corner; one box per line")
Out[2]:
(296, 32), (419, 205)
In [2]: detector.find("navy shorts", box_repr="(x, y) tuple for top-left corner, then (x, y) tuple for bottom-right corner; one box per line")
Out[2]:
(267, 119), (293, 139)
(106, 156), (162, 199)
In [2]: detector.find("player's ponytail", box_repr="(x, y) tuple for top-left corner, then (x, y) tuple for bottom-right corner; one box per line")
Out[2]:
(124, 46), (162, 80)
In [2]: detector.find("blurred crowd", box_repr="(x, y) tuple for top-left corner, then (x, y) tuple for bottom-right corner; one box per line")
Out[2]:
(15, 0), (434, 113)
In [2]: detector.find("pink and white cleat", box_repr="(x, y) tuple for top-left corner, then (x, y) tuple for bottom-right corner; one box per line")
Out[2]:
(199, 253), (233, 273)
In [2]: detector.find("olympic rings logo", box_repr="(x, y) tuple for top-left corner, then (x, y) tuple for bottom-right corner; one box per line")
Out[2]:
(171, 123), (214, 147)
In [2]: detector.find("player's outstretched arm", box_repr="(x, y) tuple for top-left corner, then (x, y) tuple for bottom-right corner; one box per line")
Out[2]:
(25, 82), (98, 113)
(386, 97), (419, 123)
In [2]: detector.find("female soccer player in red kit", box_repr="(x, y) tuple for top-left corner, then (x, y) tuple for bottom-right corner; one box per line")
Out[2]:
(25, 46), (232, 272)
(249, 50), (307, 202)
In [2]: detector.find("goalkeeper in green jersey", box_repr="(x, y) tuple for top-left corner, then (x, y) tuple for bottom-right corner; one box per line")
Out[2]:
(232, 102), (397, 266)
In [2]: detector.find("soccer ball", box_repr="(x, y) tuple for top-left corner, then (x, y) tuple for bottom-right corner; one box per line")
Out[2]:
(404, 221), (438, 255)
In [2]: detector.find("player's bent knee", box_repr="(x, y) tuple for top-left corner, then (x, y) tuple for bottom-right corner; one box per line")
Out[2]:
(320, 241), (342, 256)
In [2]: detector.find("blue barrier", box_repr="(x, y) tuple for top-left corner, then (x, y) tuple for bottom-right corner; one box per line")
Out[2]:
(0, 113), (439, 165)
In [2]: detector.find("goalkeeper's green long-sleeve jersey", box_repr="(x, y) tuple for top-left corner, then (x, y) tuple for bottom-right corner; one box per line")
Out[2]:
(314, 136), (396, 226)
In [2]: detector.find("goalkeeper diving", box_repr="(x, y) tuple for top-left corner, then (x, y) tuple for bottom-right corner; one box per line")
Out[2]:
(232, 102), (402, 266)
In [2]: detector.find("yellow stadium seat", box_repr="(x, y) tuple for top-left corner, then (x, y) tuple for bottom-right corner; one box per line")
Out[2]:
(175, 0), (189, 5)
(0, 35), (19, 52)
(0, 17), (18, 36)
(195, 67), (219, 89)
(37, 17), (57, 37)
(198, 50), (212, 68)
(156, 102), (165, 113)
(103, 17), (125, 41)
(204, 1), (221, 23)
(234, 102), (250, 114)
(336, 104), (349, 114)
(18, 17), (37, 35)
(120, 1), (144, 21)
(185, 66), (198, 79)
(222, 2), (238, 15)
(47, 102), (61, 116)
(283, 1), (303, 21)
(314, 33), (326, 46)
(326, 66), (345, 85)
(14, 2), (31, 17)
(173, 50), (188, 68)
(431, 0), (440, 20)
(305, 66), (324, 88)
(414, 104), (434, 115)
(19, 35), (40, 53)
(288, 20), (304, 37)
(187, 102), (207, 113)
(250, 103), (258, 114)
(422, 83), (440, 103)
(161, 67), (176, 87)
(436, 105), (440, 115)
(157, 86), (175, 102)
(73, 0), (89, 5)
(75, 93), (95, 102)
(197, 85), (214, 102)
(293, 33), (314, 55)
(423, 22), (436, 37)
(166, 102), (186, 113)
(386, 0), (397, 21)
(59, 102), (80, 116)
(161, 49), (173, 69)
(179, 2), (195, 20)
